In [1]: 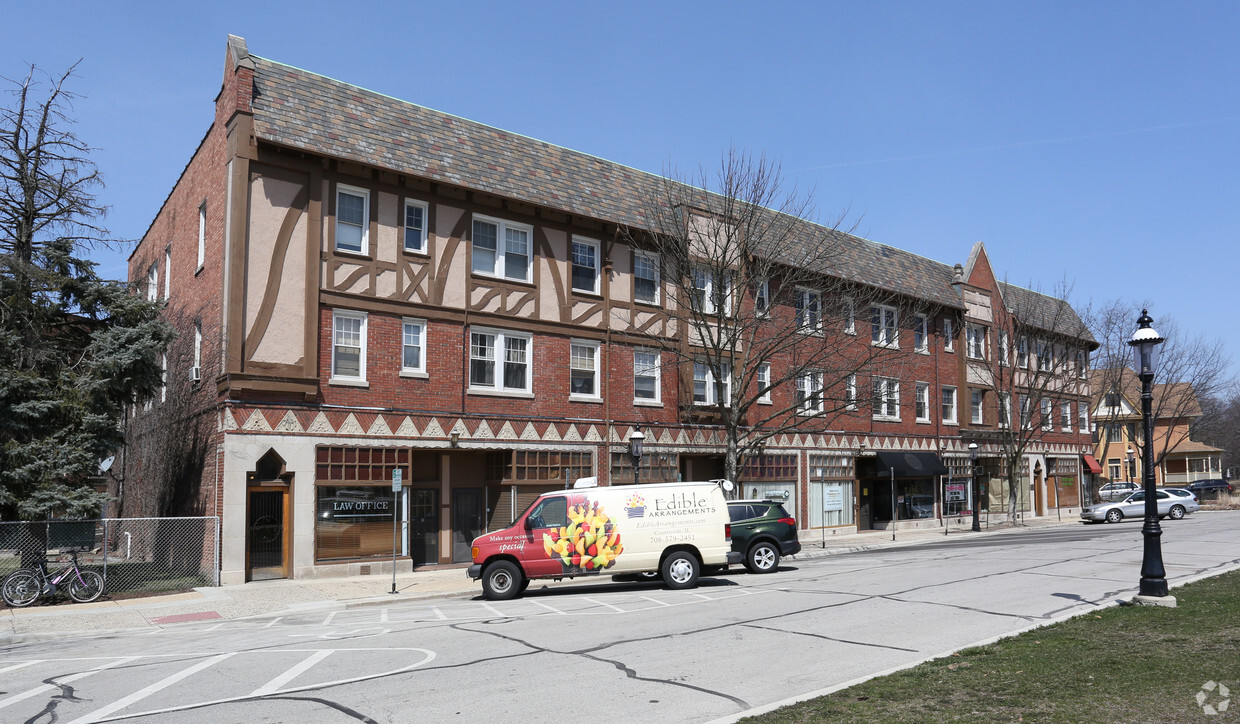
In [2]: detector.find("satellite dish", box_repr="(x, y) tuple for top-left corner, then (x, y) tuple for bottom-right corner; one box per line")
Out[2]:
(721, 479), (735, 492)
(99, 456), (115, 473)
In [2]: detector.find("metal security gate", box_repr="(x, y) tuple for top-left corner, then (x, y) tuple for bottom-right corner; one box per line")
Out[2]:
(247, 488), (289, 581)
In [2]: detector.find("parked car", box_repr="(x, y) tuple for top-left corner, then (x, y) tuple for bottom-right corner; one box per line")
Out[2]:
(1096, 481), (1140, 502)
(1081, 489), (1199, 524)
(727, 500), (801, 573)
(1186, 479), (1233, 498)
(1163, 488), (1199, 504)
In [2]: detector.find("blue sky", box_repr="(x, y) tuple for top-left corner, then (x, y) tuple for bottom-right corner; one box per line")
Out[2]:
(5, 2), (1237, 376)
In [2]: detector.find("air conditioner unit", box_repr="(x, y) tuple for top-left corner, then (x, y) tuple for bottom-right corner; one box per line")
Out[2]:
(189, 366), (201, 382)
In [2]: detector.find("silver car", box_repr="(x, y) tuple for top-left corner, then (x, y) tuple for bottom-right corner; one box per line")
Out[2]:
(1081, 489), (1200, 523)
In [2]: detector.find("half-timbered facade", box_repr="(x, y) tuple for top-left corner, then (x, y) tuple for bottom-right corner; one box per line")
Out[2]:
(126, 36), (1098, 583)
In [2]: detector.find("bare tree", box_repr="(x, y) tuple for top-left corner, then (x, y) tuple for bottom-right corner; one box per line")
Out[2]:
(0, 63), (171, 518)
(1195, 382), (1240, 478)
(971, 279), (1094, 522)
(1086, 300), (1232, 477)
(617, 148), (919, 487)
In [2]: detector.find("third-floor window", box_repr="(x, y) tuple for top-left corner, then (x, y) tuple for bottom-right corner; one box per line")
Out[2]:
(871, 305), (898, 348)
(335, 185), (369, 254)
(634, 250), (660, 304)
(966, 323), (987, 360)
(571, 237), (600, 294)
(472, 216), (531, 283)
(795, 287), (821, 332)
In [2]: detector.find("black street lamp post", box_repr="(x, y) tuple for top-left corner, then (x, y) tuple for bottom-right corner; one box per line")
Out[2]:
(1126, 447), (1135, 484)
(969, 441), (981, 532)
(629, 425), (645, 486)
(1129, 310), (1168, 599)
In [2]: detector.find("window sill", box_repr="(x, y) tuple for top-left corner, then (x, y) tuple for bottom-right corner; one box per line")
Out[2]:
(942, 420), (959, 426)
(872, 341), (899, 350)
(402, 247), (430, 258)
(329, 377), (369, 388)
(757, 399), (773, 406)
(916, 418), (932, 425)
(471, 271), (534, 288)
(333, 248), (372, 260)
(571, 288), (603, 299)
(195, 263), (205, 277)
(399, 370), (429, 379)
(634, 399), (664, 408)
(872, 415), (901, 423)
(468, 388), (535, 399)
(915, 348), (930, 355)
(569, 394), (603, 404)
(634, 298), (662, 308)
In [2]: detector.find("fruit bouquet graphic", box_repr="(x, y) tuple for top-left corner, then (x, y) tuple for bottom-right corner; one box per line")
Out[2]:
(540, 496), (622, 575)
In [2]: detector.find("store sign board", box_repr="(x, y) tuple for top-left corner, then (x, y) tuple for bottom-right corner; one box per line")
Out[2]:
(823, 486), (844, 512)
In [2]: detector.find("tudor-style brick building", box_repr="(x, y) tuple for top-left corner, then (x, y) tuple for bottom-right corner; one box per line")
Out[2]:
(125, 36), (1098, 584)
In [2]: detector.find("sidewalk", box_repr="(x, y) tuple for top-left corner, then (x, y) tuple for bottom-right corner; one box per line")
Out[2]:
(0, 516), (1079, 643)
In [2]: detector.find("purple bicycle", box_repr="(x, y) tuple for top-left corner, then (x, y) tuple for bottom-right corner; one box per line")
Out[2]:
(2, 549), (104, 607)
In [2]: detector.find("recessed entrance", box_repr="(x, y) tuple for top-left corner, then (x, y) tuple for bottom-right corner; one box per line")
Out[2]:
(247, 450), (291, 581)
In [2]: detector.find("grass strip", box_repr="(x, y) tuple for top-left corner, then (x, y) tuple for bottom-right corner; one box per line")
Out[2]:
(745, 570), (1240, 723)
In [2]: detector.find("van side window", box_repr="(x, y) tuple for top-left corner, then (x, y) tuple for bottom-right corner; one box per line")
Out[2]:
(528, 497), (568, 529)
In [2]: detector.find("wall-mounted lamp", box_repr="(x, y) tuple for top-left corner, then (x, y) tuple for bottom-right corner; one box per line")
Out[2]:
(450, 432), (460, 448)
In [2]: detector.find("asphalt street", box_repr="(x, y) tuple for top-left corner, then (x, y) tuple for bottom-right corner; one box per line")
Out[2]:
(1, 511), (1238, 724)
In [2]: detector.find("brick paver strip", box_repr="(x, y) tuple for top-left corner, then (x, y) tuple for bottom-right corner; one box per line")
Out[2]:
(149, 611), (222, 625)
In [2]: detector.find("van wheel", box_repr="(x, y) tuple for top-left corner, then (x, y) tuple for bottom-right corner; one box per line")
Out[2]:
(482, 561), (523, 600)
(661, 552), (699, 590)
(746, 542), (780, 574)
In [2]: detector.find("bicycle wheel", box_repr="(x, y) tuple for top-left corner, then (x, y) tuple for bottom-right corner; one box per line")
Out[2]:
(3, 571), (41, 607)
(68, 570), (104, 603)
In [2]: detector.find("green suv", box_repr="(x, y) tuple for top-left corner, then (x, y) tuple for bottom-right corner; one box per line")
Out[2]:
(727, 500), (801, 573)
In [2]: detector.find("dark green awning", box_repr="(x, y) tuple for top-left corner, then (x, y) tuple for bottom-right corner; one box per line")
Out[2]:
(875, 451), (949, 478)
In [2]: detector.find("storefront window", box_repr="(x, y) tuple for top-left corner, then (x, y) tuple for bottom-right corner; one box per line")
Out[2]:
(315, 486), (398, 561)
(872, 479), (935, 521)
(611, 451), (679, 483)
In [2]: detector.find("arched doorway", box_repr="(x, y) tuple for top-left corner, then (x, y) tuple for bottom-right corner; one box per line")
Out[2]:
(247, 449), (292, 581)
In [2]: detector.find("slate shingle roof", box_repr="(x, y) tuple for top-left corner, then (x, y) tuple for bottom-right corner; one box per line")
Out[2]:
(246, 52), (1089, 335)
(999, 282), (1096, 345)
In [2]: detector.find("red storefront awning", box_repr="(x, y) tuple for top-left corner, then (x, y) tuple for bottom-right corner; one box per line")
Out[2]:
(1082, 454), (1103, 474)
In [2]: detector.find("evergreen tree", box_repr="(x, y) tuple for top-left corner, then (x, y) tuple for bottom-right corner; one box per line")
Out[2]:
(0, 63), (172, 519)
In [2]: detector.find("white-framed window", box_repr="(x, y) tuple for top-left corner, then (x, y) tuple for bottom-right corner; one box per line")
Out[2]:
(335, 184), (370, 254)
(401, 318), (426, 375)
(915, 382), (930, 423)
(633, 250), (660, 304)
(999, 392), (1012, 428)
(197, 201), (207, 270)
(1017, 335), (1029, 368)
(797, 372), (824, 414)
(1020, 396), (1032, 429)
(998, 330), (1010, 366)
(146, 263), (158, 302)
(693, 360), (731, 406)
(159, 353), (167, 403)
(571, 236), (600, 294)
(943, 318), (954, 351)
(469, 327), (531, 394)
(1061, 401), (1073, 431)
(691, 267), (731, 315)
(1076, 349), (1088, 379)
(942, 386), (957, 424)
(913, 314), (928, 353)
(757, 363), (772, 404)
(1079, 402), (1089, 432)
(844, 297), (856, 335)
(754, 280), (770, 317)
(403, 199), (429, 253)
(872, 377), (900, 420)
(193, 321), (202, 373)
(163, 245), (171, 298)
(634, 349), (661, 403)
(1108, 459), (1122, 480)
(471, 215), (531, 283)
(331, 310), (367, 382)
(1041, 398), (1053, 430)
(871, 305), (898, 348)
(795, 287), (821, 332)
(966, 323), (987, 360)
(971, 388), (984, 424)
(846, 374), (857, 411)
(1036, 339), (1052, 372)
(569, 340), (601, 400)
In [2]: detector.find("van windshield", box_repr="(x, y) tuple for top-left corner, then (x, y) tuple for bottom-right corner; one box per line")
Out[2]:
(525, 497), (568, 529)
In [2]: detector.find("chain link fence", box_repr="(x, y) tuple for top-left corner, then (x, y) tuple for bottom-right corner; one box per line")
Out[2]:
(0, 517), (219, 603)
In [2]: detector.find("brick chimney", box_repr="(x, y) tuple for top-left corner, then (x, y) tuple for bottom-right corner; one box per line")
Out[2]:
(216, 35), (256, 127)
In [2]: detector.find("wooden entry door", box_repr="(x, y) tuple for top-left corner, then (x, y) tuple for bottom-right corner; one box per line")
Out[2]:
(247, 487), (290, 581)
(409, 488), (440, 566)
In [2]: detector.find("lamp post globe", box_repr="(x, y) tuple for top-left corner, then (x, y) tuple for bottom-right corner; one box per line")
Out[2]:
(1128, 309), (1168, 599)
(629, 426), (645, 486)
(969, 441), (981, 532)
